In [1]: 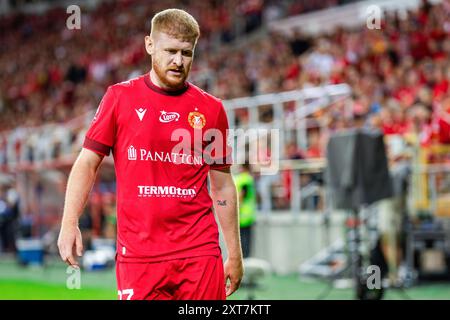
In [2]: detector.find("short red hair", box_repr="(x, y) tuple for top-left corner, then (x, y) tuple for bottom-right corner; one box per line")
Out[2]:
(150, 9), (200, 44)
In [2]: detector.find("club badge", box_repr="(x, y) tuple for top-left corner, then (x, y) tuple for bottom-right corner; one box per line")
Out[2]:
(188, 111), (206, 129)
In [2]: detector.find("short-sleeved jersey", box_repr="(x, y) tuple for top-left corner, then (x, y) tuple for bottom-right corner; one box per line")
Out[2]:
(83, 73), (232, 263)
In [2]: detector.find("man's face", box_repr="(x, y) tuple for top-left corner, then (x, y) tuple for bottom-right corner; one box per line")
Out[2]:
(145, 31), (195, 89)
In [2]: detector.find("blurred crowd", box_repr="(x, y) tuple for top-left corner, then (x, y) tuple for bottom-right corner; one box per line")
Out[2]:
(0, 0), (344, 131)
(272, 0), (450, 160)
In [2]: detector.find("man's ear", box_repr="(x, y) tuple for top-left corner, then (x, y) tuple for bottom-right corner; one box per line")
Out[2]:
(145, 35), (153, 55)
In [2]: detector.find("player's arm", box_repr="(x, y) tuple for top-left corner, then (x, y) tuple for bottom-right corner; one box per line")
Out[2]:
(57, 148), (104, 267)
(209, 167), (243, 297)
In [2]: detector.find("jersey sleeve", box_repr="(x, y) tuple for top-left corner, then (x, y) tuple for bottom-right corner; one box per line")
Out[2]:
(83, 86), (117, 156)
(209, 102), (233, 170)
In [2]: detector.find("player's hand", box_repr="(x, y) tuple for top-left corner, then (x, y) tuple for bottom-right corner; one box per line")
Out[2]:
(224, 257), (244, 297)
(57, 224), (83, 268)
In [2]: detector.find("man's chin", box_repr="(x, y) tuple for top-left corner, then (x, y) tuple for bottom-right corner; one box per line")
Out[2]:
(163, 76), (186, 90)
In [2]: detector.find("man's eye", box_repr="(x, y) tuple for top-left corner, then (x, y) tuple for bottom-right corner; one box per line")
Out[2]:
(183, 51), (193, 57)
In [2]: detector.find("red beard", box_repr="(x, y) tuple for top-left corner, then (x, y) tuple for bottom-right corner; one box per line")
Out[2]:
(152, 60), (188, 90)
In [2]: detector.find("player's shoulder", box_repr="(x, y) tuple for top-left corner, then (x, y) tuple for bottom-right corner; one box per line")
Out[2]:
(107, 74), (146, 95)
(188, 82), (223, 107)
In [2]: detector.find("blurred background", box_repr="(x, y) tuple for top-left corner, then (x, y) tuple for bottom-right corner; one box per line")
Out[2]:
(0, 0), (450, 300)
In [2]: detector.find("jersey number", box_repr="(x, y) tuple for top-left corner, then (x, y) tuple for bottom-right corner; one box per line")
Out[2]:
(118, 289), (134, 300)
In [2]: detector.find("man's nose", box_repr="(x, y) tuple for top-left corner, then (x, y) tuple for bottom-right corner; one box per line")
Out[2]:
(173, 52), (183, 67)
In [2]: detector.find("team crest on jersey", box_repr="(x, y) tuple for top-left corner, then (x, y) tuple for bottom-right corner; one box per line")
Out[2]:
(188, 111), (206, 129)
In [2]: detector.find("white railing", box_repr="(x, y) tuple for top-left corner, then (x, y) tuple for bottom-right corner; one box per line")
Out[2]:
(223, 83), (352, 159)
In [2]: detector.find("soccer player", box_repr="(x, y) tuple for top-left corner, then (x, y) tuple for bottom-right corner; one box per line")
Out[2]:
(57, 8), (243, 300)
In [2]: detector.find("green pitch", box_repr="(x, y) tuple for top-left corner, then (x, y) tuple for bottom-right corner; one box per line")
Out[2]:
(0, 258), (449, 300)
(0, 279), (116, 300)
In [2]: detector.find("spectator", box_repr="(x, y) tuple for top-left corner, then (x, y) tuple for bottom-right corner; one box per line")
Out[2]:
(0, 183), (20, 253)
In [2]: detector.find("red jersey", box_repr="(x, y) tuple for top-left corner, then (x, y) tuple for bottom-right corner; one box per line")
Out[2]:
(83, 73), (232, 263)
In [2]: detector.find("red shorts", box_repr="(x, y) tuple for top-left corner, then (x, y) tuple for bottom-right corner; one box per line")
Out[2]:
(116, 255), (226, 300)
